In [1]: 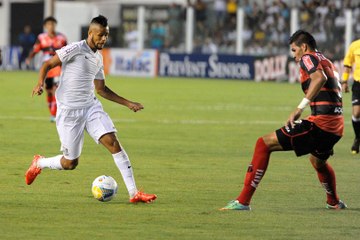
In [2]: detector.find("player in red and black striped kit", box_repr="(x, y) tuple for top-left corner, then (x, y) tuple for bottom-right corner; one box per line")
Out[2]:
(221, 30), (347, 210)
(27, 17), (67, 122)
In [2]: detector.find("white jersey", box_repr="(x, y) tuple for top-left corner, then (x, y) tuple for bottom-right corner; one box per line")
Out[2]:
(55, 40), (105, 109)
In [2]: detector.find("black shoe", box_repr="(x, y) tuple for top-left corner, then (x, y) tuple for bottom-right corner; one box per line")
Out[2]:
(351, 138), (360, 154)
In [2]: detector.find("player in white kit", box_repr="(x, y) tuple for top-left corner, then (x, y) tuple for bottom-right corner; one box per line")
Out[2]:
(25, 15), (157, 203)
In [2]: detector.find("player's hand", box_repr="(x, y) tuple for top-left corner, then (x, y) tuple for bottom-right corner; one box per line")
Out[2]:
(127, 102), (144, 112)
(341, 82), (349, 93)
(286, 108), (303, 129)
(32, 83), (44, 97)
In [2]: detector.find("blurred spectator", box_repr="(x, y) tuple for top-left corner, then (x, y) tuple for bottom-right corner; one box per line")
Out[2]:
(124, 23), (138, 50)
(353, 4), (360, 39)
(18, 25), (36, 69)
(150, 21), (166, 50)
(202, 37), (218, 54)
(298, 0), (348, 58)
(194, 0), (207, 37)
(161, 0), (358, 58)
(168, 3), (184, 49)
(194, 0), (207, 22)
(214, 0), (226, 27)
(226, 0), (237, 22)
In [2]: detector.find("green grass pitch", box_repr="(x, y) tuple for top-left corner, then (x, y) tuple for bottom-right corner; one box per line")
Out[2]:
(0, 71), (360, 240)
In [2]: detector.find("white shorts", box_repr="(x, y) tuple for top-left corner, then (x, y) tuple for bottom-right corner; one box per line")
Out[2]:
(56, 100), (117, 160)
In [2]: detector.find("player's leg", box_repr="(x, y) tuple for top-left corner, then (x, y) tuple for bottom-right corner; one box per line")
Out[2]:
(45, 77), (56, 122)
(86, 102), (156, 203)
(221, 131), (283, 210)
(25, 108), (86, 185)
(351, 81), (360, 153)
(309, 128), (346, 209)
(309, 154), (346, 209)
(98, 133), (137, 197)
(221, 120), (314, 210)
(238, 133), (282, 203)
(38, 156), (79, 170)
(351, 106), (360, 154)
(50, 77), (59, 119)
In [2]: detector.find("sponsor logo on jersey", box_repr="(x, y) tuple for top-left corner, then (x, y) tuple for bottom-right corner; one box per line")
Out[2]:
(65, 44), (78, 55)
(302, 55), (315, 71)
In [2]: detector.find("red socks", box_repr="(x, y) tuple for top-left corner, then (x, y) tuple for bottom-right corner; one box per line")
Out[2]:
(235, 137), (339, 206)
(50, 96), (57, 117)
(237, 137), (270, 205)
(47, 95), (57, 117)
(313, 163), (339, 206)
(47, 95), (52, 110)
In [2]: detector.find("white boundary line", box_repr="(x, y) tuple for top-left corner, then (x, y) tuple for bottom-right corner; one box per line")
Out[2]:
(0, 115), (283, 125)
(5, 115), (352, 126)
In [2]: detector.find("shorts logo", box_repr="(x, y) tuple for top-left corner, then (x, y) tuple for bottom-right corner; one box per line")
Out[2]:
(302, 55), (315, 71)
(63, 147), (69, 157)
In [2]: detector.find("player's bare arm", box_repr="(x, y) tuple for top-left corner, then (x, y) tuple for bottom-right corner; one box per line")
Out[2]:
(287, 69), (327, 128)
(341, 66), (351, 93)
(32, 54), (62, 97)
(94, 79), (144, 112)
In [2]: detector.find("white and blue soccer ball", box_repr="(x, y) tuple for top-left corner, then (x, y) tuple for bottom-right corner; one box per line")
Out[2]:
(91, 175), (118, 202)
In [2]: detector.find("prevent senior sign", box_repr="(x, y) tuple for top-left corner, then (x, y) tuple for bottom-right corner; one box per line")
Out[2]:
(159, 53), (254, 80)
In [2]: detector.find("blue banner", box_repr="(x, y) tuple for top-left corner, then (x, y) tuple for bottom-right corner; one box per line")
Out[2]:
(159, 53), (255, 80)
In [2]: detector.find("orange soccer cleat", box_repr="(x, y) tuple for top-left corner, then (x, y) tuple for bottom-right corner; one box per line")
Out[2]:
(130, 191), (157, 203)
(25, 155), (43, 185)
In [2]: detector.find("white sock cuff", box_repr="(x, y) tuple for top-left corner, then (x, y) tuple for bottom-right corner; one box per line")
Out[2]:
(38, 155), (63, 170)
(352, 115), (360, 122)
(112, 150), (129, 162)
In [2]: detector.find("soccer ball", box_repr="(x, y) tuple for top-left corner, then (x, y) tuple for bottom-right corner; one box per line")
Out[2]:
(91, 175), (118, 202)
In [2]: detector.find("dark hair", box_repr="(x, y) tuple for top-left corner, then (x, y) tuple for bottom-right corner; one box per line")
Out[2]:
(91, 15), (108, 27)
(289, 30), (317, 50)
(43, 16), (57, 25)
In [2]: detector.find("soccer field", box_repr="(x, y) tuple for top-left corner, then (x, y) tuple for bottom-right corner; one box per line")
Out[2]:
(1, 71), (359, 240)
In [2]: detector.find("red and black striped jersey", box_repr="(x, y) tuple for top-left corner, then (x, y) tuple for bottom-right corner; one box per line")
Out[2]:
(33, 32), (67, 77)
(299, 51), (344, 136)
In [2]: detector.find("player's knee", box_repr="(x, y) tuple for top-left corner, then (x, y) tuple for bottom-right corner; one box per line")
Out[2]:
(310, 154), (328, 169)
(311, 159), (327, 170)
(260, 134), (277, 151)
(61, 158), (79, 170)
(109, 138), (121, 152)
(101, 134), (121, 153)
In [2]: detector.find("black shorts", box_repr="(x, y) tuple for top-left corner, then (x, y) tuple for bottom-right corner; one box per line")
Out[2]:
(352, 80), (360, 106)
(45, 77), (57, 90)
(275, 120), (341, 160)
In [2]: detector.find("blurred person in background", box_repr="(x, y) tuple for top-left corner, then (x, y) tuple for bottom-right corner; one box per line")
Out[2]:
(168, 3), (183, 50)
(124, 23), (138, 50)
(341, 38), (360, 154)
(26, 17), (67, 122)
(18, 25), (36, 70)
(193, 0), (207, 36)
(202, 37), (218, 54)
(226, 0), (237, 22)
(150, 21), (166, 50)
(214, 0), (226, 28)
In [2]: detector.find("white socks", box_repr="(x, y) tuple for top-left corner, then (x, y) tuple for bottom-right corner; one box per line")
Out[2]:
(112, 150), (138, 198)
(37, 155), (64, 170)
(352, 115), (360, 122)
(36, 151), (138, 198)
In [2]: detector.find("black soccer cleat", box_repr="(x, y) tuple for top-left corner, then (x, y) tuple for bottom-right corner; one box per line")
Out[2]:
(351, 138), (360, 154)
